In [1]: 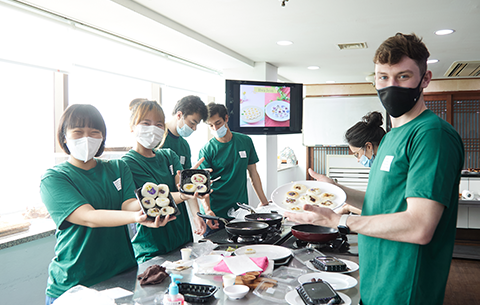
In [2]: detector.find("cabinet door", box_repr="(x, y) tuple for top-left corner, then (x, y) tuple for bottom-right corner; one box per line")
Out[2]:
(457, 206), (469, 228)
(468, 207), (480, 229)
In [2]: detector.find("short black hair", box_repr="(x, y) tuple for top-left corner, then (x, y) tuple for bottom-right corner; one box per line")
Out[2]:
(206, 102), (228, 121)
(57, 104), (106, 157)
(173, 95), (208, 122)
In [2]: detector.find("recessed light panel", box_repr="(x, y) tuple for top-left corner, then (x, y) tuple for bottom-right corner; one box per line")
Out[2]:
(307, 66), (319, 70)
(435, 29), (455, 36)
(427, 59), (439, 64)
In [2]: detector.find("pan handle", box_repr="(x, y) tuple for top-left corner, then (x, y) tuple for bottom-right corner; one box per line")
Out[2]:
(196, 212), (228, 225)
(236, 202), (256, 214)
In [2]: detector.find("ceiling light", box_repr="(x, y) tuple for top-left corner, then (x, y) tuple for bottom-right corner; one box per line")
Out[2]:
(427, 59), (439, 64)
(277, 40), (293, 46)
(326, 81), (336, 84)
(435, 29), (455, 36)
(307, 66), (319, 70)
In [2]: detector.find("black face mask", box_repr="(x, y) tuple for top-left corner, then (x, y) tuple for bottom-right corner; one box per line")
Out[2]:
(376, 73), (425, 118)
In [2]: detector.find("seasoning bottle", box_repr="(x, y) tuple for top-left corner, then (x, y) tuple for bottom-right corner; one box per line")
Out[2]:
(163, 274), (184, 305)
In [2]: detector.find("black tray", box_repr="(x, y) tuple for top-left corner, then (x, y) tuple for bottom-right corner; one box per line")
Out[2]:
(177, 283), (218, 303)
(134, 187), (180, 221)
(179, 169), (211, 195)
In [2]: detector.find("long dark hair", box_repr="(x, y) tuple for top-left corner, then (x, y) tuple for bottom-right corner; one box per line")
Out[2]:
(345, 111), (386, 148)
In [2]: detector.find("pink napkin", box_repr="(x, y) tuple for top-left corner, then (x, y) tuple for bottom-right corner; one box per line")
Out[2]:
(213, 256), (269, 274)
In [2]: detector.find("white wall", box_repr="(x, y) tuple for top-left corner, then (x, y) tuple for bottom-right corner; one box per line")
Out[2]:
(0, 235), (56, 305)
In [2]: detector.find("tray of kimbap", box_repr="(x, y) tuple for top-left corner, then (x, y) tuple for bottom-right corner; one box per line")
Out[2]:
(179, 169), (211, 196)
(135, 182), (180, 221)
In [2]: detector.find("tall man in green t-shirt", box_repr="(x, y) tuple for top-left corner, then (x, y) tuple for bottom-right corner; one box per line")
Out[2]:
(198, 102), (269, 236)
(161, 95), (208, 169)
(285, 33), (464, 304)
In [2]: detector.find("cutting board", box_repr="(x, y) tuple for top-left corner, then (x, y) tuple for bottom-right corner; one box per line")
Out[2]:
(234, 276), (277, 289)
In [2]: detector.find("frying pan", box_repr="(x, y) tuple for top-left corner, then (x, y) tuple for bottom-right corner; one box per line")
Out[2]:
(291, 224), (339, 243)
(196, 212), (270, 236)
(236, 203), (284, 229)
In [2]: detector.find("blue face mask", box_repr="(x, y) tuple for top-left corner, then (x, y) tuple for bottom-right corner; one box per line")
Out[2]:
(360, 153), (375, 168)
(212, 123), (228, 138)
(176, 117), (194, 138)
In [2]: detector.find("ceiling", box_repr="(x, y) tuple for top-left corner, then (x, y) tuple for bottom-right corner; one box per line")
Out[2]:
(20, 0), (480, 84)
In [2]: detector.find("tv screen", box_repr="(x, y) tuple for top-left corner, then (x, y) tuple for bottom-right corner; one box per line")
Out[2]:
(225, 79), (303, 135)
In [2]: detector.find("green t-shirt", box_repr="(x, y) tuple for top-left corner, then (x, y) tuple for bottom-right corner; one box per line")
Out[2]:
(359, 110), (464, 305)
(162, 130), (193, 169)
(40, 159), (137, 299)
(122, 148), (193, 263)
(198, 132), (259, 219)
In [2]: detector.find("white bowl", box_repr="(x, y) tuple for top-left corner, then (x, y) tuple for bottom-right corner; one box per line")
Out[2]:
(194, 255), (223, 269)
(223, 284), (249, 300)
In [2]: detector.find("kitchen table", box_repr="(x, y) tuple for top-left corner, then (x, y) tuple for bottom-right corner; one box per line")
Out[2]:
(91, 234), (360, 305)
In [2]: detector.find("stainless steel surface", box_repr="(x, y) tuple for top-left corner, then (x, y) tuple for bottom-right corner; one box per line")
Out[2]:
(92, 234), (360, 305)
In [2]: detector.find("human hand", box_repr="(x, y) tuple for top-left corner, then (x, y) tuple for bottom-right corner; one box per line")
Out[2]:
(135, 210), (176, 228)
(205, 210), (220, 230)
(284, 204), (339, 228)
(308, 168), (337, 184)
(193, 215), (207, 235)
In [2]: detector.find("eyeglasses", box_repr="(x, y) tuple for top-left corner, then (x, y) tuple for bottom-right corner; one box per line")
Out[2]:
(352, 147), (364, 159)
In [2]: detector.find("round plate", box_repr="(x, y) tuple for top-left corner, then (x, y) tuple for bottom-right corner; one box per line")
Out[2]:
(234, 244), (293, 261)
(271, 180), (346, 213)
(297, 272), (358, 290)
(285, 290), (351, 305)
(265, 101), (290, 121)
(305, 259), (359, 274)
(240, 105), (264, 123)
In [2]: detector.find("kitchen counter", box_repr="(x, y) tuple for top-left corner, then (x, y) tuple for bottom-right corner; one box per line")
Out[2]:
(91, 234), (360, 304)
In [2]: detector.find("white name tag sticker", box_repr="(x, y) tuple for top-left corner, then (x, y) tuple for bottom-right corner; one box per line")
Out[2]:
(113, 178), (122, 191)
(239, 151), (247, 158)
(169, 165), (174, 175)
(179, 156), (186, 165)
(380, 155), (394, 172)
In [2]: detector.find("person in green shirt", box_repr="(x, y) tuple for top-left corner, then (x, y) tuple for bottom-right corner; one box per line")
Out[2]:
(40, 104), (171, 305)
(285, 33), (464, 305)
(161, 95), (208, 169)
(198, 102), (269, 236)
(122, 99), (207, 263)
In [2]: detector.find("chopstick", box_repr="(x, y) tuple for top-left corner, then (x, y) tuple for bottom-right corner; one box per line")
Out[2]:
(211, 176), (221, 183)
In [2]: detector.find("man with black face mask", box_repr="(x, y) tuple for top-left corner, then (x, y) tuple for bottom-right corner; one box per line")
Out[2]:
(285, 33), (464, 305)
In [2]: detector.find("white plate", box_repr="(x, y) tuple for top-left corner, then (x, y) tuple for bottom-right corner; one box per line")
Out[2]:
(240, 105), (264, 123)
(234, 245), (293, 261)
(271, 181), (346, 213)
(285, 290), (351, 305)
(265, 101), (290, 121)
(305, 259), (359, 274)
(297, 272), (358, 290)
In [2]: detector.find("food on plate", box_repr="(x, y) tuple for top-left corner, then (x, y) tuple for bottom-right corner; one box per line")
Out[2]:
(141, 197), (156, 209)
(307, 187), (322, 196)
(241, 106), (262, 122)
(141, 182), (159, 198)
(157, 184), (169, 198)
(291, 206), (301, 211)
(191, 173), (208, 184)
(196, 184), (208, 193)
(147, 207), (161, 217)
(304, 194), (320, 205)
(284, 197), (298, 205)
(156, 197), (170, 207)
(320, 192), (335, 200)
(321, 200), (334, 206)
(183, 183), (197, 192)
(226, 246), (236, 252)
(245, 248), (256, 254)
(286, 190), (300, 199)
(292, 183), (307, 193)
(161, 206), (175, 216)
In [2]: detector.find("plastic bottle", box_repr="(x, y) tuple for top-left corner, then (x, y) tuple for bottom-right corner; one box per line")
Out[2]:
(163, 274), (184, 305)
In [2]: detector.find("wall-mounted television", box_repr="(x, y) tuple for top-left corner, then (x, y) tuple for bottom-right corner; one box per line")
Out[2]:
(225, 79), (303, 135)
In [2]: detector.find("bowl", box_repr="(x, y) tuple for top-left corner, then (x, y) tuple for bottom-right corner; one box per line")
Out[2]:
(194, 255), (223, 269)
(223, 284), (249, 300)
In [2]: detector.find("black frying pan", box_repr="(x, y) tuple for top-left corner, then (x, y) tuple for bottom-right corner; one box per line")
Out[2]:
(291, 224), (339, 243)
(196, 212), (270, 236)
(236, 203), (284, 229)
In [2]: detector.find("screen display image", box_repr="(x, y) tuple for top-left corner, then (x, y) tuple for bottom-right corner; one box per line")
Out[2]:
(239, 84), (291, 128)
(226, 79), (303, 135)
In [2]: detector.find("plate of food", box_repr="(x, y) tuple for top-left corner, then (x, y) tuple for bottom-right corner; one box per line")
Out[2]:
(135, 182), (180, 221)
(265, 101), (290, 121)
(271, 181), (346, 213)
(297, 272), (358, 290)
(241, 105), (264, 124)
(234, 244), (293, 261)
(285, 290), (351, 305)
(305, 259), (359, 274)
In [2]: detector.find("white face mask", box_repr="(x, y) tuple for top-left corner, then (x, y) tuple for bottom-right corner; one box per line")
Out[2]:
(134, 124), (164, 149)
(212, 123), (228, 138)
(176, 116), (195, 138)
(66, 136), (103, 163)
